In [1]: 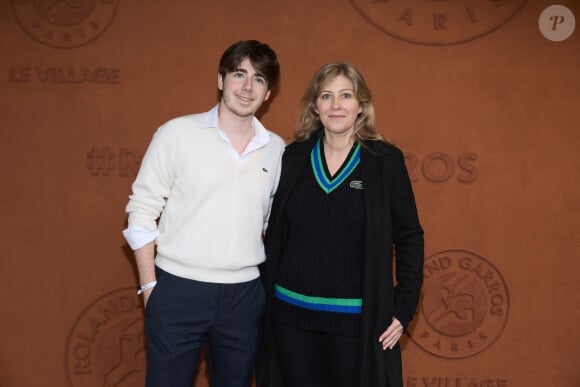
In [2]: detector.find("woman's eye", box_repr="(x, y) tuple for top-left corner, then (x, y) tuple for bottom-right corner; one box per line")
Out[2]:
(342, 93), (353, 99)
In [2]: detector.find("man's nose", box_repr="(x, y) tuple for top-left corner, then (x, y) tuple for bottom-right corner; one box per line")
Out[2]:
(243, 78), (253, 91)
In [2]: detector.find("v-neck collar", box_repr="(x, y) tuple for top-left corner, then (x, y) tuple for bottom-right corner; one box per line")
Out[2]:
(311, 137), (361, 194)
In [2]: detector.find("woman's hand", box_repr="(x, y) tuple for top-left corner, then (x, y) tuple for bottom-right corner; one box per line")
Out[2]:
(378, 317), (403, 350)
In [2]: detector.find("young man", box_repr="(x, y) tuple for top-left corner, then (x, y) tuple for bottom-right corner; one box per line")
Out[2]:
(123, 40), (284, 387)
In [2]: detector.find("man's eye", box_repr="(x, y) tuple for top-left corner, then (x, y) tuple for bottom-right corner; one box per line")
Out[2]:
(233, 72), (244, 78)
(255, 77), (266, 84)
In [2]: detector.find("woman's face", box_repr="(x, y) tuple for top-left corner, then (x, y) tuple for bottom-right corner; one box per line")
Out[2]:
(314, 74), (362, 138)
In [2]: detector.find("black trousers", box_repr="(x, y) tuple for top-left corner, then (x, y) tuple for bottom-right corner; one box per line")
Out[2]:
(144, 267), (265, 387)
(272, 321), (360, 387)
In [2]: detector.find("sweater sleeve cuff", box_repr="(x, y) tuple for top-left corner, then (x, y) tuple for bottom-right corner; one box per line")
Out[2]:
(122, 224), (159, 250)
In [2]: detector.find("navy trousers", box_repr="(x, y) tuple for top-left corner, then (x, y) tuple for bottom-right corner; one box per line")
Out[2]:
(144, 267), (265, 387)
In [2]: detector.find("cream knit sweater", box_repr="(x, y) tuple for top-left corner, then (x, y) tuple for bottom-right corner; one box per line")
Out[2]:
(125, 108), (284, 283)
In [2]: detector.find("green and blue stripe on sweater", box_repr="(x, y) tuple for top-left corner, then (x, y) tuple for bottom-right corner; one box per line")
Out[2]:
(274, 284), (362, 314)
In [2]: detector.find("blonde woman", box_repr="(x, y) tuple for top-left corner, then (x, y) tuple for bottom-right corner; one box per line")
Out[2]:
(257, 63), (424, 387)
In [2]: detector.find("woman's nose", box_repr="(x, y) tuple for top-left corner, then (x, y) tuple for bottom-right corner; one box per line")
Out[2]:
(331, 96), (340, 108)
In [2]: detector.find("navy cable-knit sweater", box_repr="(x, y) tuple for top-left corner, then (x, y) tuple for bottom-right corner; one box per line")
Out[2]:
(272, 139), (365, 336)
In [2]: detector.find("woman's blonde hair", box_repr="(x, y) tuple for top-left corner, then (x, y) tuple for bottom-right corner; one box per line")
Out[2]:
(295, 62), (384, 143)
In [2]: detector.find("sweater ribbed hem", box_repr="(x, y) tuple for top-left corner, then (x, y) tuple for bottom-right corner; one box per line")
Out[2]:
(155, 255), (260, 284)
(272, 297), (361, 337)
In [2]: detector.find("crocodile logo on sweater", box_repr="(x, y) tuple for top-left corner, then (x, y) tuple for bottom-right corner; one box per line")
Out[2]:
(349, 180), (363, 190)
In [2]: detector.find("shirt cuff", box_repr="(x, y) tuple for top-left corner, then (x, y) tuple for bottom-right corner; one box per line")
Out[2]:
(123, 224), (159, 250)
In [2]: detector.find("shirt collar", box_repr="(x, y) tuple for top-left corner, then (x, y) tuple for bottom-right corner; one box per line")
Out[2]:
(203, 104), (271, 146)
(203, 104), (272, 162)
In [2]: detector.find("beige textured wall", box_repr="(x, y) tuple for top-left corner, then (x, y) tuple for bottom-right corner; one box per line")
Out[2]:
(1, 1), (579, 386)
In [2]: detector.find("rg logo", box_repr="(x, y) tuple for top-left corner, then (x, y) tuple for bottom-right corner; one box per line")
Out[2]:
(409, 250), (509, 359)
(11, 0), (119, 48)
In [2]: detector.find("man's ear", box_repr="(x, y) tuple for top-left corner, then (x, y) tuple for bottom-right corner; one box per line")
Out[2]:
(217, 73), (224, 91)
(264, 89), (271, 101)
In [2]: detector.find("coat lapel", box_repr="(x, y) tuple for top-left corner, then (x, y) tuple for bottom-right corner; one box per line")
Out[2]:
(358, 144), (382, 376)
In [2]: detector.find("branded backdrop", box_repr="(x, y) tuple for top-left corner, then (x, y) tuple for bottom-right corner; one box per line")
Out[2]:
(1, 1), (579, 386)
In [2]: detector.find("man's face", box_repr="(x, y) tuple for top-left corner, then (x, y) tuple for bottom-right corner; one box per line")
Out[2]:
(218, 57), (271, 118)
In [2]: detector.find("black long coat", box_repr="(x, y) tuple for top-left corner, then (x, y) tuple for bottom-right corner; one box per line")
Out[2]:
(257, 133), (424, 387)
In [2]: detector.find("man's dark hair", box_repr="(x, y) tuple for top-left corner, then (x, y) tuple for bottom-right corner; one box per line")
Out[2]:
(218, 40), (280, 90)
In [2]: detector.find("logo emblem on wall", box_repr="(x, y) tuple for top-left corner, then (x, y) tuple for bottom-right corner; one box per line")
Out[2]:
(349, 0), (528, 46)
(11, 0), (119, 48)
(65, 288), (146, 387)
(409, 250), (509, 359)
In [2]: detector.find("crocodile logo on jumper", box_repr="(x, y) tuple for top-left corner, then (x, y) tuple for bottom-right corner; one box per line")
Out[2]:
(349, 180), (363, 190)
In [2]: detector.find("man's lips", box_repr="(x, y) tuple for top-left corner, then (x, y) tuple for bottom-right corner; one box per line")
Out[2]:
(237, 94), (254, 103)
